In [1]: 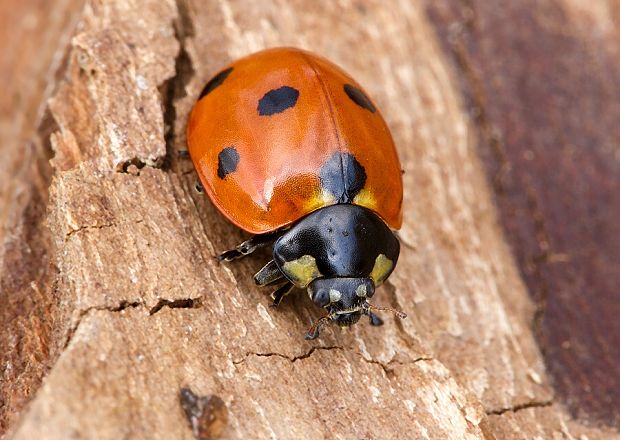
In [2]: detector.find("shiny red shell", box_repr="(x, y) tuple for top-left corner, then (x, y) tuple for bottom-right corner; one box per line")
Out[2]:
(187, 47), (403, 235)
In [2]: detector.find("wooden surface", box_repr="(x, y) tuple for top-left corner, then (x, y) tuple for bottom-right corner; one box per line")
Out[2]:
(0, 0), (84, 432)
(427, 0), (620, 427)
(0, 1), (618, 439)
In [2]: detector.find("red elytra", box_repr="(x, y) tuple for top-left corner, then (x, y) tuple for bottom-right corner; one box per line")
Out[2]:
(186, 47), (403, 235)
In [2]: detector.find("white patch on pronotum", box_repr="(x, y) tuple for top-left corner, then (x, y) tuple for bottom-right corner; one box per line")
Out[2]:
(329, 289), (342, 303)
(356, 284), (368, 297)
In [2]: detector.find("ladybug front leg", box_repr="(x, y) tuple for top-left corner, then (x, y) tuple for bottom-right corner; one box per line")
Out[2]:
(270, 282), (294, 307)
(217, 232), (278, 262)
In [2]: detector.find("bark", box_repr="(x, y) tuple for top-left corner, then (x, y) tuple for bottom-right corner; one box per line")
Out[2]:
(426, 0), (620, 427)
(0, 1), (618, 439)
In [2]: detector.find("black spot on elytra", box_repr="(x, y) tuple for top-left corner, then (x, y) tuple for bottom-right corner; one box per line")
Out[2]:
(217, 147), (240, 179)
(319, 152), (367, 203)
(344, 84), (376, 113)
(199, 67), (233, 100)
(258, 86), (299, 115)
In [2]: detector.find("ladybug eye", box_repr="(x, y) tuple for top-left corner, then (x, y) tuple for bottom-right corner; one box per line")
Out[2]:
(311, 288), (330, 307)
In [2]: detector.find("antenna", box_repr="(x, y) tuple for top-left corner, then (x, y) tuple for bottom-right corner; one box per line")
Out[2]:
(304, 314), (332, 340)
(366, 302), (407, 320)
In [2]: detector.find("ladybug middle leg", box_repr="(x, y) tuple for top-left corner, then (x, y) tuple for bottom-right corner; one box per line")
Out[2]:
(217, 232), (279, 262)
(269, 281), (294, 307)
(254, 260), (294, 307)
(254, 260), (283, 285)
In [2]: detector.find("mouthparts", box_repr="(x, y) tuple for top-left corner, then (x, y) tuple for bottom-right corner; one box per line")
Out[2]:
(304, 301), (407, 340)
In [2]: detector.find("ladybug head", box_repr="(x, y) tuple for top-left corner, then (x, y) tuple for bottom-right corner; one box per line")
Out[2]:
(270, 204), (406, 339)
(304, 277), (406, 340)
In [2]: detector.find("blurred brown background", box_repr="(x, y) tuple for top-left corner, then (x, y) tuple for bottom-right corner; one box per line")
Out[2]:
(427, 1), (620, 426)
(0, 0), (618, 438)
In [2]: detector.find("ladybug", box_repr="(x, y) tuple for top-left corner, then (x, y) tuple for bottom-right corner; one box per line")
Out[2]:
(187, 47), (406, 339)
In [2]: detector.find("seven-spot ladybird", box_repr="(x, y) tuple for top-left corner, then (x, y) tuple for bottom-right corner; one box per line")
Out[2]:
(187, 47), (406, 339)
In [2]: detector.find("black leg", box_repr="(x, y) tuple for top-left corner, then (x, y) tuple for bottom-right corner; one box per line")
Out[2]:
(217, 232), (278, 262)
(368, 312), (384, 326)
(254, 260), (284, 285)
(305, 325), (321, 340)
(270, 281), (294, 307)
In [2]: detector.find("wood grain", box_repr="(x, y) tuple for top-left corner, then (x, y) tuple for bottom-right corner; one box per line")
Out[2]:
(0, 0), (84, 432)
(1, 0), (618, 438)
(427, 0), (620, 427)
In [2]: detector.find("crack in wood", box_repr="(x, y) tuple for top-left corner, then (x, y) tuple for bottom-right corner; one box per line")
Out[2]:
(485, 399), (553, 416)
(64, 219), (144, 240)
(117, 157), (148, 174)
(65, 222), (116, 239)
(232, 345), (433, 383)
(160, 0), (196, 172)
(104, 0), (195, 175)
(62, 296), (203, 351)
(359, 355), (434, 378)
(232, 346), (344, 365)
(148, 297), (203, 315)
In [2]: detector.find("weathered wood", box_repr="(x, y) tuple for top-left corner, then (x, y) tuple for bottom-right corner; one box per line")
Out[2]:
(0, 0), (84, 432)
(1, 0), (618, 439)
(427, 0), (620, 427)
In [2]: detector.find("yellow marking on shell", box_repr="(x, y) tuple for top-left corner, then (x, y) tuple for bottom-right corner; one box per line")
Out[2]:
(370, 254), (393, 286)
(282, 255), (322, 288)
(303, 189), (336, 213)
(353, 188), (377, 210)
